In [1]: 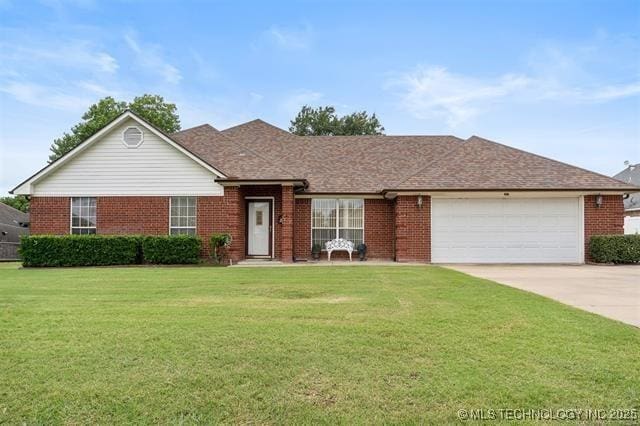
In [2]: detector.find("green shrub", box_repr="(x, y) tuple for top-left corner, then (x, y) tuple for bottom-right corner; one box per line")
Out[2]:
(210, 233), (232, 263)
(142, 235), (202, 264)
(19, 235), (141, 267)
(589, 235), (640, 264)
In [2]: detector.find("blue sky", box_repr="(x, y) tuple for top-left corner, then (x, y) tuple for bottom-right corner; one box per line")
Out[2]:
(1, 0), (639, 195)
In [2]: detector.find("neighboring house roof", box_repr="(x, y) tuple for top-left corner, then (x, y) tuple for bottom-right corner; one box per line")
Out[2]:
(613, 163), (640, 210)
(0, 202), (29, 243)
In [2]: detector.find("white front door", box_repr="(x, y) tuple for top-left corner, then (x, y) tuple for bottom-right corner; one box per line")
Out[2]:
(432, 197), (582, 263)
(248, 201), (271, 256)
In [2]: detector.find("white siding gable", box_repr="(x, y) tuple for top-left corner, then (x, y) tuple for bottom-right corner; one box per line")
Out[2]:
(32, 118), (223, 196)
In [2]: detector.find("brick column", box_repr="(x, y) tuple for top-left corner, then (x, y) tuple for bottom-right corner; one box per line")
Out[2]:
(294, 198), (311, 260)
(281, 185), (294, 262)
(223, 186), (244, 263)
(584, 195), (624, 262)
(394, 195), (430, 262)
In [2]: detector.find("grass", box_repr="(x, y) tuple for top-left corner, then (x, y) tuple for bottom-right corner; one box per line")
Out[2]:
(1, 263), (638, 424)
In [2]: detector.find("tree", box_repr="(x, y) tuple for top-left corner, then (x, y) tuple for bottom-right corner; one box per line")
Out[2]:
(0, 195), (29, 212)
(289, 105), (384, 136)
(49, 94), (181, 162)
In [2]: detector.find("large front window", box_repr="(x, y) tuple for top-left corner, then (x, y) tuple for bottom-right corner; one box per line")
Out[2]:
(71, 197), (96, 234)
(170, 197), (197, 235)
(311, 199), (364, 248)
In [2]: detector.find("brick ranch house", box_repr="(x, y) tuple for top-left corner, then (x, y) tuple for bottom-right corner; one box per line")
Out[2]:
(12, 110), (639, 264)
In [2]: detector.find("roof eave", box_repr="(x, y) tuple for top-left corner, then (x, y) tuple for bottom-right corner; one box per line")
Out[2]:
(215, 178), (308, 187)
(381, 187), (640, 195)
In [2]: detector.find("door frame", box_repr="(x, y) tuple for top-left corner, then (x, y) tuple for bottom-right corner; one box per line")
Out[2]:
(245, 196), (274, 258)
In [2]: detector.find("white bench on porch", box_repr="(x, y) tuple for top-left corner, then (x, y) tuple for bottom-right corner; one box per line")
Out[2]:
(325, 238), (354, 261)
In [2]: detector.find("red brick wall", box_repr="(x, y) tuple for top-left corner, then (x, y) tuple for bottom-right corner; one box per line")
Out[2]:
(584, 194), (624, 261)
(31, 193), (627, 264)
(28, 194), (242, 261)
(197, 196), (231, 259)
(97, 197), (168, 235)
(292, 198), (394, 261)
(221, 186), (244, 262)
(294, 198), (311, 260)
(364, 199), (395, 259)
(29, 197), (70, 234)
(281, 186), (294, 262)
(394, 195), (430, 262)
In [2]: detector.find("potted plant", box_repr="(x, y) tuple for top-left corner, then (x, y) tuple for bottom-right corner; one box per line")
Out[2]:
(357, 243), (367, 261)
(210, 233), (232, 264)
(311, 243), (322, 260)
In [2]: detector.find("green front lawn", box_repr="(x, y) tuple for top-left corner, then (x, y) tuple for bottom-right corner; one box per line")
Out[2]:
(1, 263), (638, 424)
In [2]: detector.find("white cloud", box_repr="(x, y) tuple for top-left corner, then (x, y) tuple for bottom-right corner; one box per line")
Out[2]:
(124, 32), (182, 84)
(0, 39), (118, 74)
(384, 31), (640, 128)
(40, 0), (97, 10)
(264, 24), (312, 50)
(386, 66), (531, 126)
(76, 80), (123, 97)
(280, 89), (323, 115)
(0, 32), (122, 111)
(0, 81), (93, 111)
(249, 92), (264, 104)
(387, 35), (640, 128)
(579, 82), (640, 102)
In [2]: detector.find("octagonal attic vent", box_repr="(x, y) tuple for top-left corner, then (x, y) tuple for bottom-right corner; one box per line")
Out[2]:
(122, 126), (144, 148)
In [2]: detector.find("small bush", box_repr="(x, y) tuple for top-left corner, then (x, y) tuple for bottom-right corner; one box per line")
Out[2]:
(142, 235), (201, 264)
(20, 235), (141, 267)
(589, 235), (640, 264)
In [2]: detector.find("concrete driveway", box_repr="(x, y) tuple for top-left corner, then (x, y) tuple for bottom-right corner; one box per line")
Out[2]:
(446, 265), (640, 327)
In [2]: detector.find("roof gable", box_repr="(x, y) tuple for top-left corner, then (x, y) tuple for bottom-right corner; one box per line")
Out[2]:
(172, 122), (298, 180)
(12, 111), (225, 195)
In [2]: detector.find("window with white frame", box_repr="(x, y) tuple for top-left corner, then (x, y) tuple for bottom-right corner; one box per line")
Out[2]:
(170, 197), (196, 235)
(71, 197), (96, 234)
(311, 199), (364, 248)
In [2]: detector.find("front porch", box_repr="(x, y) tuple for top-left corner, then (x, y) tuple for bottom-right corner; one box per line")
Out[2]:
(219, 182), (299, 263)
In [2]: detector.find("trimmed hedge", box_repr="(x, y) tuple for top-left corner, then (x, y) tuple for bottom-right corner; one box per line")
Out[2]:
(589, 235), (640, 264)
(20, 234), (203, 267)
(141, 235), (202, 264)
(20, 235), (141, 267)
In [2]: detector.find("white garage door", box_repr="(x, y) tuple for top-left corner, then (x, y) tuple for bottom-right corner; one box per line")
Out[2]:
(432, 198), (582, 263)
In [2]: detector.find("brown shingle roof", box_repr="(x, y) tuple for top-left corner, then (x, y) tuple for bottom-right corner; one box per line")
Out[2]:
(219, 120), (463, 192)
(394, 136), (634, 191)
(171, 123), (298, 180)
(171, 120), (638, 193)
